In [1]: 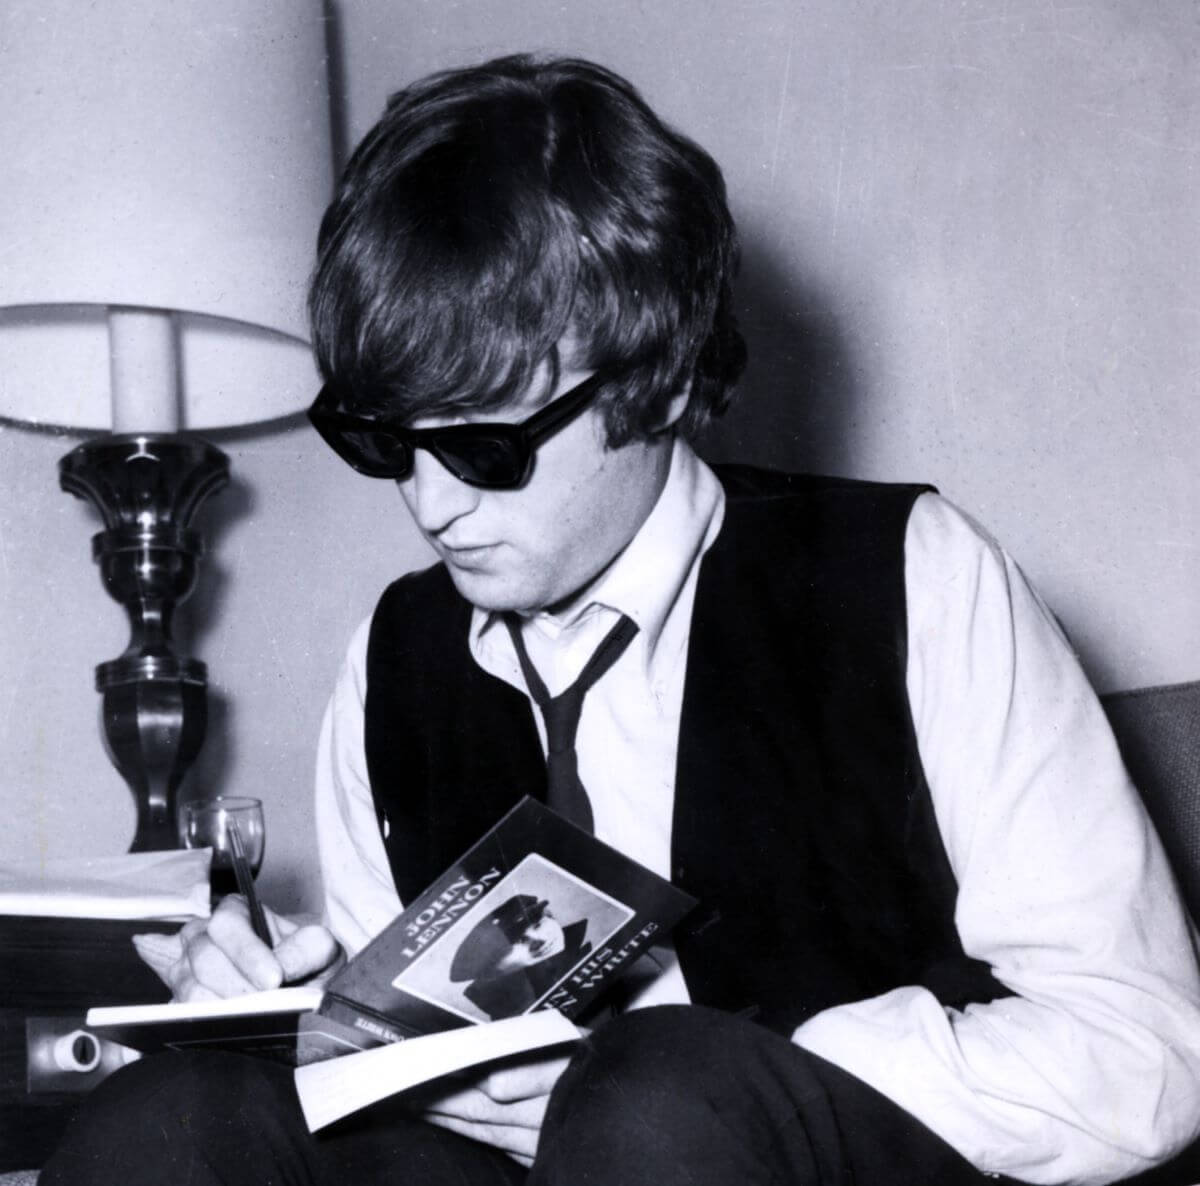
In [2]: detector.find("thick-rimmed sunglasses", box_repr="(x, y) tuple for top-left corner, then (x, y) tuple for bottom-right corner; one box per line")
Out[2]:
(307, 371), (606, 489)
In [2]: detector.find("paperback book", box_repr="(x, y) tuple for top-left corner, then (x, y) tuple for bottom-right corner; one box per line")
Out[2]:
(88, 797), (696, 1076)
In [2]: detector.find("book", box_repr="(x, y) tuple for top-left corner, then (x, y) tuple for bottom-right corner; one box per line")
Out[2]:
(88, 797), (696, 1078)
(294, 1010), (582, 1131)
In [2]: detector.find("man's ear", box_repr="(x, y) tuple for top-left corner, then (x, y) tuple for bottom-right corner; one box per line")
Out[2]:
(654, 380), (692, 433)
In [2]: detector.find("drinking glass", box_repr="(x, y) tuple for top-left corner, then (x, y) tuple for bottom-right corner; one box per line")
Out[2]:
(182, 797), (265, 899)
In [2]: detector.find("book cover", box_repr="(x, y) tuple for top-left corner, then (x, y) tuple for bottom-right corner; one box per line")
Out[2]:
(88, 797), (696, 1068)
(320, 796), (695, 1041)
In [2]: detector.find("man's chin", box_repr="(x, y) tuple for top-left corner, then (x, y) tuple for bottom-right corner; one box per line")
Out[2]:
(442, 564), (541, 615)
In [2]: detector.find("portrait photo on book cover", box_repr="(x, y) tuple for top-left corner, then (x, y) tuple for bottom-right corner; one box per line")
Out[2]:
(391, 853), (634, 1022)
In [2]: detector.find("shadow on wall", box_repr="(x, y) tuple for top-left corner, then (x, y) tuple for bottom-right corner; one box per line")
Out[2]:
(702, 229), (864, 479)
(704, 232), (1123, 688)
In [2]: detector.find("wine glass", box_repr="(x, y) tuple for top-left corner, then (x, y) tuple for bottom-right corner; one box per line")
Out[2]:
(182, 797), (265, 900)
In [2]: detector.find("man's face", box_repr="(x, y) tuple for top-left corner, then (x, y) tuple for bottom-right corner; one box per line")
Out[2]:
(493, 912), (567, 973)
(395, 359), (675, 614)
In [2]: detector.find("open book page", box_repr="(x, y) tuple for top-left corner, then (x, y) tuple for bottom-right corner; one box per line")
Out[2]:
(88, 985), (324, 1027)
(294, 1010), (581, 1131)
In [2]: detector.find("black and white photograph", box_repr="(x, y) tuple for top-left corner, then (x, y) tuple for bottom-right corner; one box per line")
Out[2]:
(0, 2), (1197, 1184)
(394, 856), (632, 1022)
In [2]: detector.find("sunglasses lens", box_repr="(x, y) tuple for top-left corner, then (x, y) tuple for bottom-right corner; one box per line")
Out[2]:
(434, 433), (527, 488)
(309, 387), (545, 488)
(330, 426), (414, 479)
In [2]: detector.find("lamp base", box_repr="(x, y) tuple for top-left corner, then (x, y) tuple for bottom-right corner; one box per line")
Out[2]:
(60, 435), (229, 852)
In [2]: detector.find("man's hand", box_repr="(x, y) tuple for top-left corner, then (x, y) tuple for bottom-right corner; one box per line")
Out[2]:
(133, 895), (343, 1002)
(417, 1052), (573, 1168)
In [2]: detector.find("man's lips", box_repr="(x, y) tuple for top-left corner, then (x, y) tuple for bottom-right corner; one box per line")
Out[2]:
(438, 540), (500, 568)
(441, 541), (496, 555)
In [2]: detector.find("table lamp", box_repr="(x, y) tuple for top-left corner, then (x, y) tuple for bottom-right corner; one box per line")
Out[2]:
(0, 1), (333, 850)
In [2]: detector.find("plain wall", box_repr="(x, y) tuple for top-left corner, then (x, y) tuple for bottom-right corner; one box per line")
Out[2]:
(0, 0), (1195, 914)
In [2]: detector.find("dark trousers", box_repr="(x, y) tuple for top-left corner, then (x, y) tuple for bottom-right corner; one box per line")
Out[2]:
(39, 1004), (1134, 1185)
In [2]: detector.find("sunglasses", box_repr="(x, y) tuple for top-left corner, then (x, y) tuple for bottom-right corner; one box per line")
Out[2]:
(307, 371), (606, 489)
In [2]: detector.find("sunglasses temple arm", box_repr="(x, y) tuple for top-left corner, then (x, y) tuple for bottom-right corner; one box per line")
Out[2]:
(524, 375), (606, 443)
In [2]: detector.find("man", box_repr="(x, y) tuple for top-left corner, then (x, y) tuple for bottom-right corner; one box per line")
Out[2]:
(45, 54), (1200, 1186)
(449, 896), (592, 1020)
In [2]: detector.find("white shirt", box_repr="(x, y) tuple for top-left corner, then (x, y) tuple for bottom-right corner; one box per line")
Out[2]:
(315, 440), (1200, 1185)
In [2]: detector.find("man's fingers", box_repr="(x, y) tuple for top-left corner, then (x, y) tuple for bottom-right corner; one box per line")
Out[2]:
(131, 931), (185, 983)
(163, 971), (222, 1004)
(206, 897), (283, 990)
(160, 936), (247, 998)
(169, 931), (262, 1000)
(135, 898), (342, 1001)
(274, 923), (341, 984)
(134, 918), (251, 1001)
(421, 1111), (541, 1161)
(422, 1085), (547, 1131)
(419, 1083), (498, 1120)
(477, 1055), (572, 1103)
(411, 1050), (566, 1167)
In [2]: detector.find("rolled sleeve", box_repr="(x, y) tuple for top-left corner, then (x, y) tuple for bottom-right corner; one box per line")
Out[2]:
(793, 492), (1200, 1184)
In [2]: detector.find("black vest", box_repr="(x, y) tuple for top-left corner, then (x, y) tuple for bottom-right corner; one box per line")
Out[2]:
(364, 467), (1009, 1035)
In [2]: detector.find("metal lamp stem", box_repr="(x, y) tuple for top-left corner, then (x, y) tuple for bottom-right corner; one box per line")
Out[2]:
(59, 435), (229, 851)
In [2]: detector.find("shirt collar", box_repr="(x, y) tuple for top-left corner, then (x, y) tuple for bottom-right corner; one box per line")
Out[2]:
(471, 437), (724, 663)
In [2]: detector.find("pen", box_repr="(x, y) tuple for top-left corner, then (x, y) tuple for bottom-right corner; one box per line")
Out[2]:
(226, 818), (272, 946)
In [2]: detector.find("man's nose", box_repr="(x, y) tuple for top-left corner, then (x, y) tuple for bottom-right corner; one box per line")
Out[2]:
(397, 447), (482, 535)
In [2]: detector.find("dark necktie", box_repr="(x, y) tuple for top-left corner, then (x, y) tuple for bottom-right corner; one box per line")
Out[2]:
(503, 612), (639, 832)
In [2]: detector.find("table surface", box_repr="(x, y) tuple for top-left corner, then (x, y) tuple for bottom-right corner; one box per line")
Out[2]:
(0, 916), (175, 1172)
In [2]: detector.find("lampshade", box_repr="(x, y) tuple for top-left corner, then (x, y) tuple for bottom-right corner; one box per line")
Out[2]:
(0, 0), (332, 430)
(0, 2), (334, 851)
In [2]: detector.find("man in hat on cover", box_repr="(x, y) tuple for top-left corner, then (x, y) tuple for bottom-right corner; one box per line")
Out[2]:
(448, 895), (592, 1020)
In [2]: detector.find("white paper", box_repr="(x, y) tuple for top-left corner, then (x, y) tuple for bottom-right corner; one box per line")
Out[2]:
(0, 848), (212, 919)
(87, 985), (324, 1029)
(294, 1010), (581, 1131)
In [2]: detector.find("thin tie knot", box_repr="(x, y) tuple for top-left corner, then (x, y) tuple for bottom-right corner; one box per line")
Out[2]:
(541, 691), (585, 753)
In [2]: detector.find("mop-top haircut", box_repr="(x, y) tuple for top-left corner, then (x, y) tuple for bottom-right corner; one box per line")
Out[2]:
(309, 54), (746, 445)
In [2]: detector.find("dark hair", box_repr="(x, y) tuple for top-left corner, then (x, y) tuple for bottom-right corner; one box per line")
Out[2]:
(309, 54), (745, 444)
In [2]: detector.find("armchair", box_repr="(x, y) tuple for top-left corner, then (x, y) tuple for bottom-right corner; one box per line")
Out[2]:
(1102, 681), (1200, 921)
